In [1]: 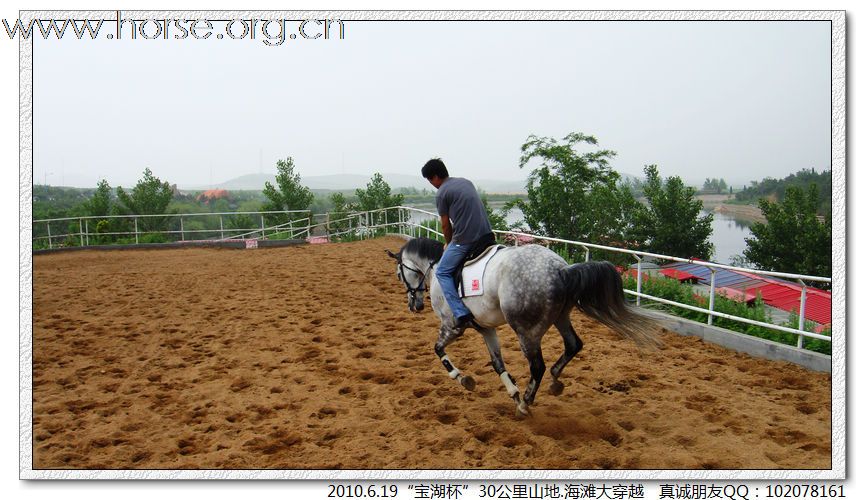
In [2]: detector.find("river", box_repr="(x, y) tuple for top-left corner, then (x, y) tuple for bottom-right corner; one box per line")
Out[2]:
(706, 209), (753, 264)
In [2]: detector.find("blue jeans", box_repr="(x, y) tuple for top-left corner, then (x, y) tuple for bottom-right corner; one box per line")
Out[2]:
(436, 242), (473, 319)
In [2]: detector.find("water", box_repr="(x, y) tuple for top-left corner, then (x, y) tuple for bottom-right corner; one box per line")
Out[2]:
(706, 209), (753, 264)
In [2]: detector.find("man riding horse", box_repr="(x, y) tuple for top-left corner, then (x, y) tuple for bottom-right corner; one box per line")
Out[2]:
(384, 160), (660, 416)
(421, 158), (495, 331)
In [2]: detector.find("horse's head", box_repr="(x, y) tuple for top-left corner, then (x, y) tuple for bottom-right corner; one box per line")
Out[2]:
(386, 248), (428, 312)
(386, 238), (444, 313)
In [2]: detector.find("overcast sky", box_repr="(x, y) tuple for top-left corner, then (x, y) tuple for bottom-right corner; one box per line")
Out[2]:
(33, 19), (830, 189)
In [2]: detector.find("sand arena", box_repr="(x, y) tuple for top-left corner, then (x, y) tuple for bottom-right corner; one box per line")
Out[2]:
(31, 237), (831, 470)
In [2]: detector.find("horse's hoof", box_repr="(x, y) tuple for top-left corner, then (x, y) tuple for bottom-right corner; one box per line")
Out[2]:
(549, 380), (564, 396)
(460, 376), (476, 391)
(515, 401), (531, 417)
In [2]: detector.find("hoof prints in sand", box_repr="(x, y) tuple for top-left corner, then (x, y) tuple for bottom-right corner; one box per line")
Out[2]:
(32, 238), (831, 469)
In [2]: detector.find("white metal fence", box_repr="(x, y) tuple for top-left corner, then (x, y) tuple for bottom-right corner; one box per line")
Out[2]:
(352, 206), (832, 351)
(33, 210), (313, 247)
(34, 205), (831, 350)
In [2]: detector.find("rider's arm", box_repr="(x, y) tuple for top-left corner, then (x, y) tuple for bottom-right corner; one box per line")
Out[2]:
(441, 215), (453, 244)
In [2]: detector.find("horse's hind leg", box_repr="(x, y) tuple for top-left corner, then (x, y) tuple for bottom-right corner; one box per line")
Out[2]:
(549, 311), (584, 396)
(479, 328), (526, 415)
(434, 324), (476, 391)
(518, 332), (546, 408)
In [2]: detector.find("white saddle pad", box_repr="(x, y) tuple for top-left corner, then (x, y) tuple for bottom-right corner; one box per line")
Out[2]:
(459, 245), (503, 297)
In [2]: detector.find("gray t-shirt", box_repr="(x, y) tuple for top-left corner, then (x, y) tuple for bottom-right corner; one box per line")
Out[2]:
(435, 177), (492, 244)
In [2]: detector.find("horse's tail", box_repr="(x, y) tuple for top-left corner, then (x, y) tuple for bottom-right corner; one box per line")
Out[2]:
(558, 261), (662, 349)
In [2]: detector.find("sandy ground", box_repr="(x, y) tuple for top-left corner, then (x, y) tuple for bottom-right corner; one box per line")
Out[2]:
(32, 237), (830, 470)
(696, 194), (767, 224)
(712, 203), (767, 224)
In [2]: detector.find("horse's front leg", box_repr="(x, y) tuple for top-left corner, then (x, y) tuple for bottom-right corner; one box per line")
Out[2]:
(479, 327), (528, 417)
(434, 324), (476, 391)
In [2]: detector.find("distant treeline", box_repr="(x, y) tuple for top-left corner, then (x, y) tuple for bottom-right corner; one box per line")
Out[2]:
(32, 184), (525, 222)
(734, 168), (831, 216)
(33, 185), (268, 221)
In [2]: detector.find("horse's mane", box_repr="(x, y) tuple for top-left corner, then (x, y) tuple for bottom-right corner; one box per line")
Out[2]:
(402, 237), (444, 263)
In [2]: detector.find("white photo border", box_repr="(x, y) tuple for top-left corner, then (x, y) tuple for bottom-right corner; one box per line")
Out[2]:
(19, 9), (846, 480)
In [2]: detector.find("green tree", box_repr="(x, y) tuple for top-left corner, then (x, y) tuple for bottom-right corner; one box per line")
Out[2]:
(115, 168), (175, 233)
(354, 172), (404, 211)
(735, 168), (831, 216)
(84, 179), (112, 217)
(702, 178), (728, 194)
(743, 184), (831, 287)
(262, 157), (314, 226)
(262, 157), (314, 211)
(480, 193), (508, 232)
(327, 192), (351, 235)
(353, 172), (404, 228)
(83, 179), (113, 243)
(633, 165), (714, 259)
(211, 198), (231, 213)
(508, 133), (638, 253)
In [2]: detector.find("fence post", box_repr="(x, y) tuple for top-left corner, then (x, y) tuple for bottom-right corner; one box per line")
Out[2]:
(79, 219), (84, 247)
(85, 219), (89, 246)
(180, 217), (185, 241)
(797, 279), (808, 348)
(708, 268), (717, 326)
(220, 215), (224, 240)
(582, 245), (590, 262)
(635, 255), (643, 307)
(260, 215), (265, 239)
(134, 218), (139, 244)
(47, 222), (52, 249)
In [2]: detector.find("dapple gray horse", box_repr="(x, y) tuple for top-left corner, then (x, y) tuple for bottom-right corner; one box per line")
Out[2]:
(387, 237), (659, 416)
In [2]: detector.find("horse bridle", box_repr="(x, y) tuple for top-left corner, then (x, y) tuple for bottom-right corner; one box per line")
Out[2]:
(398, 260), (435, 301)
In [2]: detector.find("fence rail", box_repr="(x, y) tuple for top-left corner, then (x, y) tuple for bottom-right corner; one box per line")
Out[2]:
(350, 206), (832, 350)
(33, 210), (313, 248)
(33, 205), (831, 350)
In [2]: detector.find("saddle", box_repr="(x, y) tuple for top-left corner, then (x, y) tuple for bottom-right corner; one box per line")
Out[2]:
(453, 232), (501, 297)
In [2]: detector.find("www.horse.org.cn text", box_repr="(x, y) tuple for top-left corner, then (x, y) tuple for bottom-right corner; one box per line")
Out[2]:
(2, 12), (346, 46)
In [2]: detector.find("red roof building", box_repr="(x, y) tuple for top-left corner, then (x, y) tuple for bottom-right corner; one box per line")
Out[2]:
(196, 189), (230, 202)
(745, 282), (831, 326)
(659, 268), (701, 283)
(660, 262), (832, 329)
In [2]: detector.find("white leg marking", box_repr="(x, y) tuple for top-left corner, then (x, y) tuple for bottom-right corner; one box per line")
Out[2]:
(500, 371), (519, 397)
(441, 355), (460, 379)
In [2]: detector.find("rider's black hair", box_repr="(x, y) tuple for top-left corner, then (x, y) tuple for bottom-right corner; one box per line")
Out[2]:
(421, 158), (449, 180)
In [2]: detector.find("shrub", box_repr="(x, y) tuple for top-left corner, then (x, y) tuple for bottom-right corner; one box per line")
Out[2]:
(622, 273), (829, 354)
